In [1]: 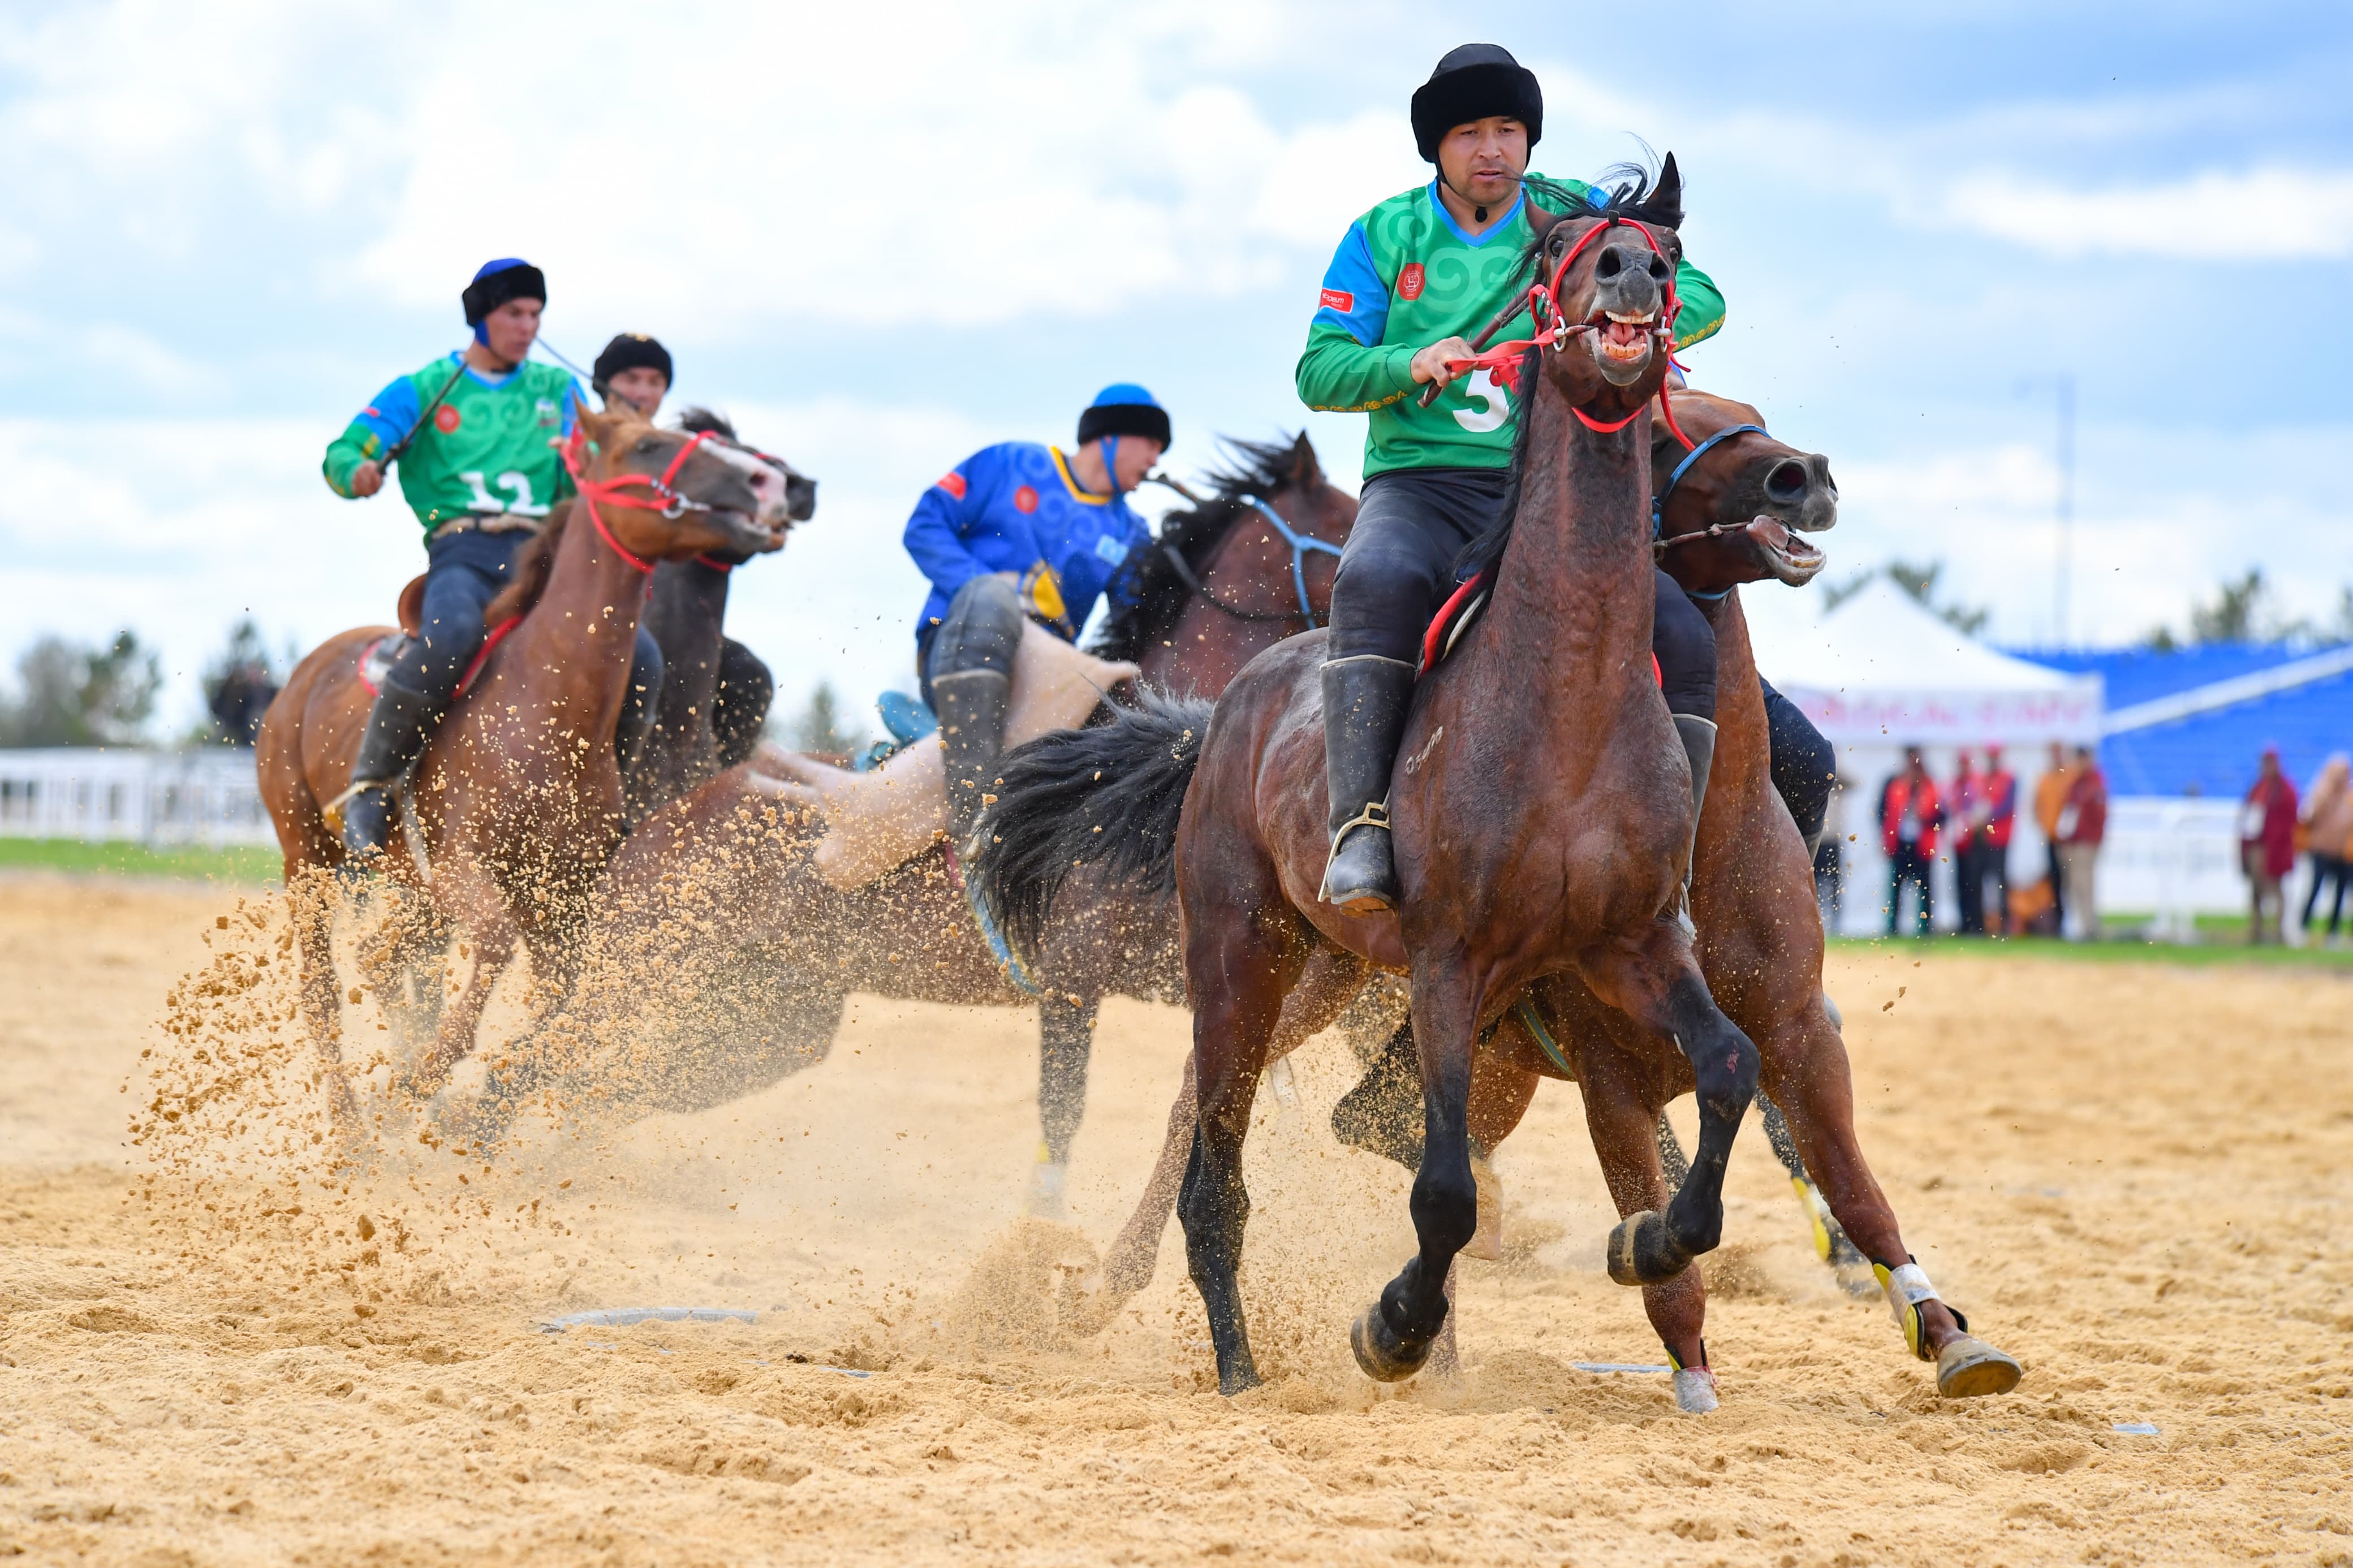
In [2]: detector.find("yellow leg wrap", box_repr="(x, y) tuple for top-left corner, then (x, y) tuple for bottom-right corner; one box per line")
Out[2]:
(1792, 1175), (1835, 1262)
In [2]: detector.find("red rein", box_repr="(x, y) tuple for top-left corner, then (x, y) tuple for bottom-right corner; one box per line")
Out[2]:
(1440, 214), (1697, 450)
(557, 425), (717, 574)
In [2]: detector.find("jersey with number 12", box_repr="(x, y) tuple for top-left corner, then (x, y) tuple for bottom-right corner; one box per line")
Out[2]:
(321, 355), (581, 535)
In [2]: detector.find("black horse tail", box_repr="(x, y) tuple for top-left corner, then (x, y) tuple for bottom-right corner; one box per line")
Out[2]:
(979, 690), (1213, 957)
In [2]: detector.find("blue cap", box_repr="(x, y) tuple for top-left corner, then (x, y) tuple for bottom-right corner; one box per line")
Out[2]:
(1078, 383), (1170, 449)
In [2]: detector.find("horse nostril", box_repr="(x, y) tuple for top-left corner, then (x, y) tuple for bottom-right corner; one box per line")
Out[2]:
(1766, 460), (1809, 500)
(1648, 254), (1670, 280)
(1595, 248), (1624, 279)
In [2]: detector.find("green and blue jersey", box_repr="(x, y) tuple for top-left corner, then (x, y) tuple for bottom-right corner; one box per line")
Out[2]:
(1296, 176), (1725, 477)
(323, 355), (582, 535)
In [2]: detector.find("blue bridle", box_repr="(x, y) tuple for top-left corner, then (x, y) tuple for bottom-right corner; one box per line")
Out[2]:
(1651, 422), (1769, 542)
(1156, 494), (1344, 627)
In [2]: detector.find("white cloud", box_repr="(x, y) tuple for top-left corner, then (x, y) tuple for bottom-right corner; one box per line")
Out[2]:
(1936, 166), (2353, 260)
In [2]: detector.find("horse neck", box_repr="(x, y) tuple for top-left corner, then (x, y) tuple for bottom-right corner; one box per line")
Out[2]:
(508, 501), (657, 732)
(1149, 489), (1331, 699)
(641, 560), (731, 787)
(1477, 374), (1657, 712)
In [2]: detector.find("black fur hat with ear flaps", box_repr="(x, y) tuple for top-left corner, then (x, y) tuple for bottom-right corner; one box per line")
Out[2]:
(1411, 44), (1543, 163)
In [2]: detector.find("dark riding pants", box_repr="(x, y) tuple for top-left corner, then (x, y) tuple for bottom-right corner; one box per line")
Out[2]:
(386, 528), (662, 723)
(1325, 466), (1717, 720)
(918, 574), (1028, 707)
(1761, 677), (1834, 845)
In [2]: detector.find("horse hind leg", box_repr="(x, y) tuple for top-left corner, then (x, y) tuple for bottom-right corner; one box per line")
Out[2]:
(287, 867), (364, 1135)
(1027, 993), (1097, 1219)
(1655, 1086), (1874, 1295)
(1578, 1047), (1717, 1411)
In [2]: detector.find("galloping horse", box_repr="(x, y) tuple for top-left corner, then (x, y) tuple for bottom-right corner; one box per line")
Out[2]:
(256, 406), (797, 1128)
(985, 165), (1782, 1397)
(454, 436), (1357, 1187)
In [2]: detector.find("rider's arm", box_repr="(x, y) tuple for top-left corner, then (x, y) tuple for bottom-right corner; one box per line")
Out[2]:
(902, 451), (999, 601)
(321, 374), (420, 497)
(1295, 222), (1419, 413)
(1670, 257), (1725, 352)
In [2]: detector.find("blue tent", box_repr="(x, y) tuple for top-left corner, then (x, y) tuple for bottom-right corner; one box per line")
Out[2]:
(2009, 643), (2353, 797)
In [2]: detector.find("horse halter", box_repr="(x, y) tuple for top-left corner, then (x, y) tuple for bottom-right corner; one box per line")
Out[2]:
(1652, 421), (1769, 546)
(1438, 210), (1697, 446)
(557, 425), (719, 573)
(1157, 496), (1343, 627)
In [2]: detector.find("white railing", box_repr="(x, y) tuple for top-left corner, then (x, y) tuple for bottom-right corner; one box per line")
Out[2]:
(0, 748), (274, 847)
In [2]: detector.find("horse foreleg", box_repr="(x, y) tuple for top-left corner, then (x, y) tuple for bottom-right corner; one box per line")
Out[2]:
(407, 915), (517, 1105)
(1578, 1044), (1715, 1412)
(1580, 926), (1760, 1287)
(1029, 992), (1098, 1217)
(1351, 954), (1484, 1384)
(288, 871), (363, 1135)
(1763, 1013), (2023, 1398)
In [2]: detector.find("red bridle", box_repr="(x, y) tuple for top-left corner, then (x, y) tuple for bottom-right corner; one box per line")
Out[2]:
(1437, 213), (1697, 448)
(556, 425), (719, 573)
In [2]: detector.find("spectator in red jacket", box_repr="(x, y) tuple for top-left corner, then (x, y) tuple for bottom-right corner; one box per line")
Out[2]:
(1955, 746), (2018, 936)
(2240, 746), (2300, 945)
(2056, 745), (2108, 941)
(1880, 747), (1945, 936)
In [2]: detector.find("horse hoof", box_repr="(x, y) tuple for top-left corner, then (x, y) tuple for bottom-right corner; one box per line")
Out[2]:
(1606, 1211), (1692, 1286)
(1935, 1334), (2023, 1398)
(1673, 1367), (1718, 1414)
(1350, 1303), (1430, 1383)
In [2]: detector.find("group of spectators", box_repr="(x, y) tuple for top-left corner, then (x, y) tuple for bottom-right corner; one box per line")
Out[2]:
(2244, 748), (2353, 945)
(1877, 742), (2107, 939)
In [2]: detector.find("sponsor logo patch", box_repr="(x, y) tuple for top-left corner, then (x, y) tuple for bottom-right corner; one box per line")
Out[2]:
(935, 471), (968, 499)
(1398, 262), (1426, 301)
(1094, 534), (1128, 565)
(434, 404), (462, 434)
(1319, 287), (1355, 313)
(1013, 485), (1039, 514)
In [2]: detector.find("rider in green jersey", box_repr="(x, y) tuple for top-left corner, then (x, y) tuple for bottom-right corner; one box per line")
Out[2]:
(321, 260), (664, 862)
(1301, 44), (1726, 913)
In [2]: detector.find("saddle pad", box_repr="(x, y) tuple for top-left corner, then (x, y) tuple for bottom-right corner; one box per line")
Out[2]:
(357, 634), (407, 696)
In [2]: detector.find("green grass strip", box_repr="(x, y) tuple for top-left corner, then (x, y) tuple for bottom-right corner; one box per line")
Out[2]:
(0, 837), (279, 884)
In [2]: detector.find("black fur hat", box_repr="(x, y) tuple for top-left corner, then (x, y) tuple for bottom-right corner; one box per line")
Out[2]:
(593, 332), (673, 387)
(460, 258), (546, 325)
(1410, 44), (1543, 163)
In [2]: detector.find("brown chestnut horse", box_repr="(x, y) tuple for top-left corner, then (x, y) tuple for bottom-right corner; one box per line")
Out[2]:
(988, 167), (1772, 1396)
(256, 406), (796, 1130)
(447, 434), (1356, 1183)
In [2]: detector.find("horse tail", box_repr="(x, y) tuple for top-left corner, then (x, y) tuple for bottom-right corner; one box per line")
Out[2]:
(979, 689), (1213, 956)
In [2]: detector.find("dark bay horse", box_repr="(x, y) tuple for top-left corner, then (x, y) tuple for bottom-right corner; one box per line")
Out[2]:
(629, 409), (818, 822)
(985, 167), (1778, 1396)
(256, 407), (796, 1128)
(453, 435), (1358, 1194)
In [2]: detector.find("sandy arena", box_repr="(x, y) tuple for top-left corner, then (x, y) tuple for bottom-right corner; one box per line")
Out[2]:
(2, 871), (2350, 1565)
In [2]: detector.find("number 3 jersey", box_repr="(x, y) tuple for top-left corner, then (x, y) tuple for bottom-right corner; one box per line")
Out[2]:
(1295, 176), (1725, 478)
(322, 355), (582, 535)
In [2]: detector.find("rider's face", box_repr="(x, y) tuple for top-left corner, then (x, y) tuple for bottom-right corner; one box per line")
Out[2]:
(604, 368), (669, 419)
(481, 297), (542, 365)
(1111, 436), (1164, 493)
(1437, 118), (1528, 210)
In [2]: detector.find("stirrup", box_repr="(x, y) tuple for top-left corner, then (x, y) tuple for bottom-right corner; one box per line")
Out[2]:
(1330, 799), (1391, 851)
(321, 777), (391, 838)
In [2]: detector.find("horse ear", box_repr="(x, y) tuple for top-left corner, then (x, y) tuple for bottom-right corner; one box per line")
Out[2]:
(1654, 153), (1683, 214)
(1288, 430), (1323, 489)
(574, 400), (614, 446)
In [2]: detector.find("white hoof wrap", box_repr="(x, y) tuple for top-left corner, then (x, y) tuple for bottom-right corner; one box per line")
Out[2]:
(1876, 1260), (1941, 1359)
(1673, 1367), (1719, 1414)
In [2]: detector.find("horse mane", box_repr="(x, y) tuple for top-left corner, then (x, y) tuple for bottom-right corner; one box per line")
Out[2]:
(486, 501), (572, 625)
(1453, 159), (1686, 590)
(1087, 434), (1308, 664)
(674, 406), (737, 439)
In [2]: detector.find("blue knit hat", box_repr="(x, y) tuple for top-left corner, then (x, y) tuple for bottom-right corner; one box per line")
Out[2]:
(1077, 383), (1170, 450)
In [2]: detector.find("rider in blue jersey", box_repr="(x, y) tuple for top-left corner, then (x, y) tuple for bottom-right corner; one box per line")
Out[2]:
(903, 384), (1169, 847)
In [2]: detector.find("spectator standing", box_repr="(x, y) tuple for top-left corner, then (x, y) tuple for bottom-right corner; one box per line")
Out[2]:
(2299, 754), (2353, 944)
(2054, 745), (2108, 940)
(2240, 746), (2300, 945)
(1880, 746), (1943, 937)
(1956, 746), (2017, 936)
(2033, 740), (2077, 932)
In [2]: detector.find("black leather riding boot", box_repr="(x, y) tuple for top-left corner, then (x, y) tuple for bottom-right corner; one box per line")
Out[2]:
(1318, 655), (1416, 913)
(615, 684), (658, 779)
(1673, 714), (1718, 919)
(341, 678), (441, 861)
(932, 667), (1012, 851)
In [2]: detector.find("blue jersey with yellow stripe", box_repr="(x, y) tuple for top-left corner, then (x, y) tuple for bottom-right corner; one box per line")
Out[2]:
(904, 441), (1150, 645)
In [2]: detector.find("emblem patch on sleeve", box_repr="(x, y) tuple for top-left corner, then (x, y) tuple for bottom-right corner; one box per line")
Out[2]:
(1319, 287), (1355, 313)
(935, 472), (968, 499)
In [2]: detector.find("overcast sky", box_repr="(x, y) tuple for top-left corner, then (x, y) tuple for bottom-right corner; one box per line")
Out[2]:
(1, 0), (2346, 732)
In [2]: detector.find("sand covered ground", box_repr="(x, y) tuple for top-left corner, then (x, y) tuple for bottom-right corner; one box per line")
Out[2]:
(2, 871), (2350, 1565)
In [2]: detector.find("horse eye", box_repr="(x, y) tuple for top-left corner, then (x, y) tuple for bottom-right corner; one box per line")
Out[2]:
(635, 437), (659, 452)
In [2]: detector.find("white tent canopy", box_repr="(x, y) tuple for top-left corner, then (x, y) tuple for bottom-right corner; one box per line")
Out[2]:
(1743, 578), (2102, 746)
(1736, 579), (2104, 935)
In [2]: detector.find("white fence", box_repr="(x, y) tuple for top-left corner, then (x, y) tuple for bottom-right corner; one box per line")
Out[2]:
(0, 748), (274, 847)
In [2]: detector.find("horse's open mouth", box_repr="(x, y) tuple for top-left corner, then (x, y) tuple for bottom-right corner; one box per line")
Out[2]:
(1747, 516), (1825, 585)
(1585, 309), (1658, 385)
(715, 509), (789, 554)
